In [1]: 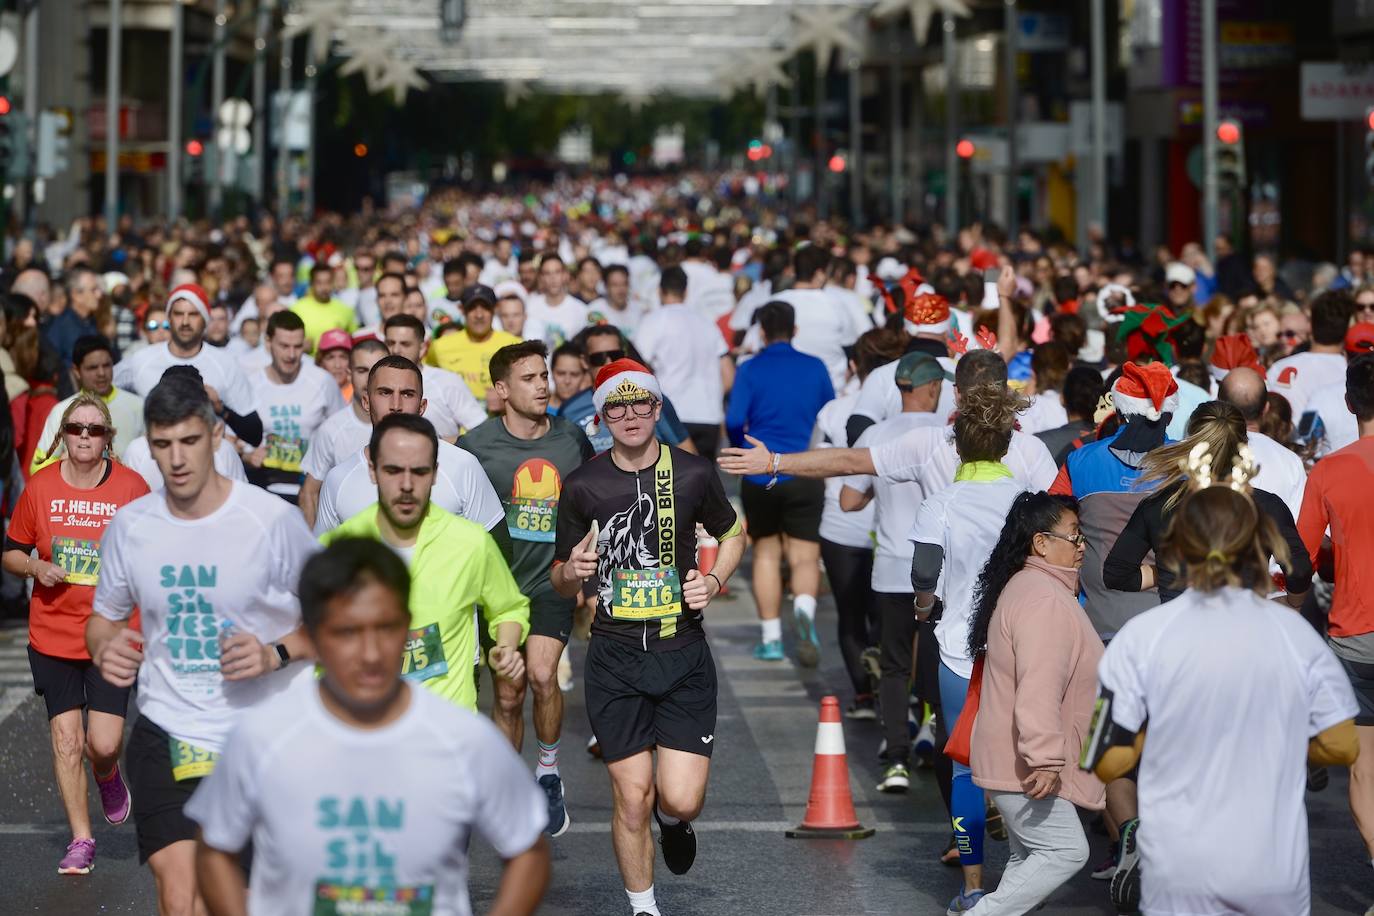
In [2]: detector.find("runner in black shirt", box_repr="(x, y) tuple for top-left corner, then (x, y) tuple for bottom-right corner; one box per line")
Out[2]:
(553, 359), (743, 916)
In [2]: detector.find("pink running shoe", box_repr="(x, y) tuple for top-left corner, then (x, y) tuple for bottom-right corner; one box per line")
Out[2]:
(58, 838), (95, 875)
(96, 765), (131, 825)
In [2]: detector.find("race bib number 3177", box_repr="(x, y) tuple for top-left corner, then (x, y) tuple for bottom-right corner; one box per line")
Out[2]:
(51, 537), (101, 586)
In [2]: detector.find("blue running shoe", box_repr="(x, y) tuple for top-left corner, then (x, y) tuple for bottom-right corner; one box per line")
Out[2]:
(752, 639), (784, 661)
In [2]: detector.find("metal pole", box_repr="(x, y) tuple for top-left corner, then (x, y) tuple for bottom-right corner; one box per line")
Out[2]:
(105, 0), (122, 226)
(1090, 0), (1107, 250)
(277, 35), (292, 220)
(304, 40), (316, 218)
(848, 55), (862, 228)
(19, 2), (38, 221)
(168, 0), (184, 222)
(210, 0), (226, 219)
(888, 25), (903, 224)
(253, 0), (270, 206)
(814, 55), (827, 220)
(944, 13), (959, 236)
(1337, 121), (1347, 265)
(789, 56), (801, 207)
(1004, 0), (1018, 237)
(1201, 0), (1218, 261)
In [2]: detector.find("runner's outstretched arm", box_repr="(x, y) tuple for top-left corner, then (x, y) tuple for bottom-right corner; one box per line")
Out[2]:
(489, 836), (551, 916)
(195, 839), (248, 916)
(717, 434), (875, 479)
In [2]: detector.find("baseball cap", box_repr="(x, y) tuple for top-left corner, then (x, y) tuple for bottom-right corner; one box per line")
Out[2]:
(460, 284), (497, 311)
(1345, 322), (1374, 355)
(1165, 262), (1196, 287)
(318, 329), (353, 354)
(893, 351), (951, 389)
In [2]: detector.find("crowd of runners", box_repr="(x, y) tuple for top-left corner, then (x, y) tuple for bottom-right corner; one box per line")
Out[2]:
(3, 171), (1374, 915)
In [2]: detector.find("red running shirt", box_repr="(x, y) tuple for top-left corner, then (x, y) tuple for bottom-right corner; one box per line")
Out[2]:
(9, 461), (150, 658)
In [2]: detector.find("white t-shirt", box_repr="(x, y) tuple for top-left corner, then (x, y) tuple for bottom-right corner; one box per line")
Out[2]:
(185, 680), (546, 916)
(852, 356), (956, 435)
(1268, 350), (1347, 418)
(633, 303), (727, 425)
(730, 279), (773, 332)
(1098, 587), (1358, 916)
(1246, 430), (1307, 520)
(848, 412), (943, 592)
(302, 403), (372, 482)
(825, 284), (878, 337)
(524, 294), (588, 347)
(910, 475), (1026, 678)
(1305, 384), (1359, 457)
(113, 341), (256, 414)
(585, 298), (645, 336)
(123, 435), (248, 490)
(92, 481), (318, 752)
(421, 366), (489, 440)
(313, 441), (504, 536)
(816, 392), (873, 549)
(771, 288), (859, 392)
(871, 425), (1058, 495)
(681, 260), (735, 319)
(1018, 390), (1069, 436)
(248, 365), (346, 482)
(35, 387), (145, 463)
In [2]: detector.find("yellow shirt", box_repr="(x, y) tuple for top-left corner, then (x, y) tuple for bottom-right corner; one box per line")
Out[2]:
(428, 329), (522, 400)
(290, 296), (358, 354)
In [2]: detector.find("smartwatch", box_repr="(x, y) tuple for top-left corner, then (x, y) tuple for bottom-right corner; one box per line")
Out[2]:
(273, 643), (290, 668)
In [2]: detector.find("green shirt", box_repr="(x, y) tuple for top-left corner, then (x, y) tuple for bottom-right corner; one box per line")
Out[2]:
(290, 295), (358, 354)
(458, 416), (593, 605)
(320, 504), (530, 711)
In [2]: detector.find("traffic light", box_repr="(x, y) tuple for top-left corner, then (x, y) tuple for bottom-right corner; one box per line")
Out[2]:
(956, 138), (976, 160)
(1215, 118), (1246, 190)
(0, 97), (30, 184)
(1365, 107), (1374, 186)
(828, 153), (847, 173)
(36, 111), (69, 178)
(185, 138), (205, 183)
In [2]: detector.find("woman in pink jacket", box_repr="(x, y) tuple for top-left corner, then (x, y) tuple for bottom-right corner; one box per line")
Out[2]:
(965, 491), (1106, 914)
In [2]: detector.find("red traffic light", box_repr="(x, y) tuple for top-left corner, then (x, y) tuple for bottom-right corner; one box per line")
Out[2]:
(0, 97), (12, 117)
(1216, 120), (1241, 145)
(354, 143), (368, 158)
(828, 154), (846, 173)
(1367, 107), (1374, 131)
(185, 139), (204, 157)
(956, 138), (976, 159)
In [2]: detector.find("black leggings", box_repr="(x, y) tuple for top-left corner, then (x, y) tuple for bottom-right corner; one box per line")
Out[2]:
(819, 538), (877, 697)
(876, 591), (917, 764)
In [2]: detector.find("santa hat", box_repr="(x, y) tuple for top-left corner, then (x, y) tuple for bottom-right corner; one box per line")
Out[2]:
(904, 292), (951, 336)
(969, 248), (999, 271)
(167, 283), (212, 324)
(1209, 333), (1265, 382)
(592, 358), (662, 418)
(1111, 361), (1180, 422)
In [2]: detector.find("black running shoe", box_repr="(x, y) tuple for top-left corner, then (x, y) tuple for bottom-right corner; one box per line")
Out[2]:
(1110, 817), (1142, 914)
(654, 807), (697, 875)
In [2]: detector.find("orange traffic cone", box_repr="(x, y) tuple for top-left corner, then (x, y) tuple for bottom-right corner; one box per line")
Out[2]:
(697, 529), (727, 595)
(786, 696), (875, 839)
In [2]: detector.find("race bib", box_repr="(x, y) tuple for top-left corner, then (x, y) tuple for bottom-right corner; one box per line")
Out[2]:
(51, 537), (101, 586)
(505, 497), (556, 542)
(400, 623), (448, 682)
(264, 433), (306, 473)
(313, 882), (435, 916)
(169, 738), (219, 781)
(611, 567), (682, 621)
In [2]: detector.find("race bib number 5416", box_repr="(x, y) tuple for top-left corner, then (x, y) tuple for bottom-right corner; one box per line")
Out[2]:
(611, 567), (682, 621)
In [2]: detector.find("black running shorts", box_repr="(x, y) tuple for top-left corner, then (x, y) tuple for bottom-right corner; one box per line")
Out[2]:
(1338, 655), (1374, 727)
(27, 645), (131, 720)
(740, 477), (824, 541)
(584, 636), (718, 763)
(125, 716), (204, 864)
(527, 591), (574, 643)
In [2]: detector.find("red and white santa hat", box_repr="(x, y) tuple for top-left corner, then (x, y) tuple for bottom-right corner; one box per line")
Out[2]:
(1111, 361), (1179, 422)
(592, 358), (662, 417)
(1208, 333), (1265, 382)
(167, 283), (212, 324)
(903, 291), (950, 336)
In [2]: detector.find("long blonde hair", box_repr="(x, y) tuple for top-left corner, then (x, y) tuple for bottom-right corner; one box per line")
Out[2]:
(1138, 401), (1247, 510)
(42, 394), (116, 465)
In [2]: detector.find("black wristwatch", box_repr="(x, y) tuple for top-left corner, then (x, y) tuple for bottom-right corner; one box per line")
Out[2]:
(273, 643), (290, 668)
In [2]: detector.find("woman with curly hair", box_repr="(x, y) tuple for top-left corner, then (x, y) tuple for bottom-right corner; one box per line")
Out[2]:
(963, 491), (1104, 914)
(909, 381), (1029, 914)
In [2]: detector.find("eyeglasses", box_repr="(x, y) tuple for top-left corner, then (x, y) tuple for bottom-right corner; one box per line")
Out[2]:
(602, 399), (658, 421)
(587, 348), (626, 367)
(1042, 531), (1087, 547)
(63, 422), (110, 439)
(145, 320), (170, 331)
(1280, 330), (1305, 340)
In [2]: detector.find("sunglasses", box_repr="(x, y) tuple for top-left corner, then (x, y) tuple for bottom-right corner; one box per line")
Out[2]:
(1167, 281), (1190, 290)
(63, 422), (110, 438)
(602, 399), (657, 421)
(587, 349), (627, 367)
(1280, 330), (1305, 340)
(145, 320), (170, 331)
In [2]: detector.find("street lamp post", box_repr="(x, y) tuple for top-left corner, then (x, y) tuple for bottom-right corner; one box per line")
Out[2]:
(943, 13), (958, 236)
(167, 0), (183, 221)
(105, 0), (122, 226)
(1090, 0), (1107, 253)
(1201, 0), (1219, 261)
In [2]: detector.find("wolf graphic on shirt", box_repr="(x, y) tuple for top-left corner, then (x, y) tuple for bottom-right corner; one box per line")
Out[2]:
(595, 492), (656, 611)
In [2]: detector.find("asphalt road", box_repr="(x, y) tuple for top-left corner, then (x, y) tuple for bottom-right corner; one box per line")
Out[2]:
(1, 579), (1371, 915)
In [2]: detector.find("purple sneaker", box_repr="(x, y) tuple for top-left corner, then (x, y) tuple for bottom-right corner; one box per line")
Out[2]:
(96, 765), (131, 826)
(58, 838), (95, 875)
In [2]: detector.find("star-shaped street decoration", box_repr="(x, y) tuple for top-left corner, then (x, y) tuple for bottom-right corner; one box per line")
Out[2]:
(372, 55), (429, 105)
(742, 52), (793, 99)
(504, 79), (532, 108)
(789, 6), (865, 74)
(282, 0), (350, 62)
(621, 89), (655, 115)
(338, 34), (395, 87)
(871, 0), (972, 46)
